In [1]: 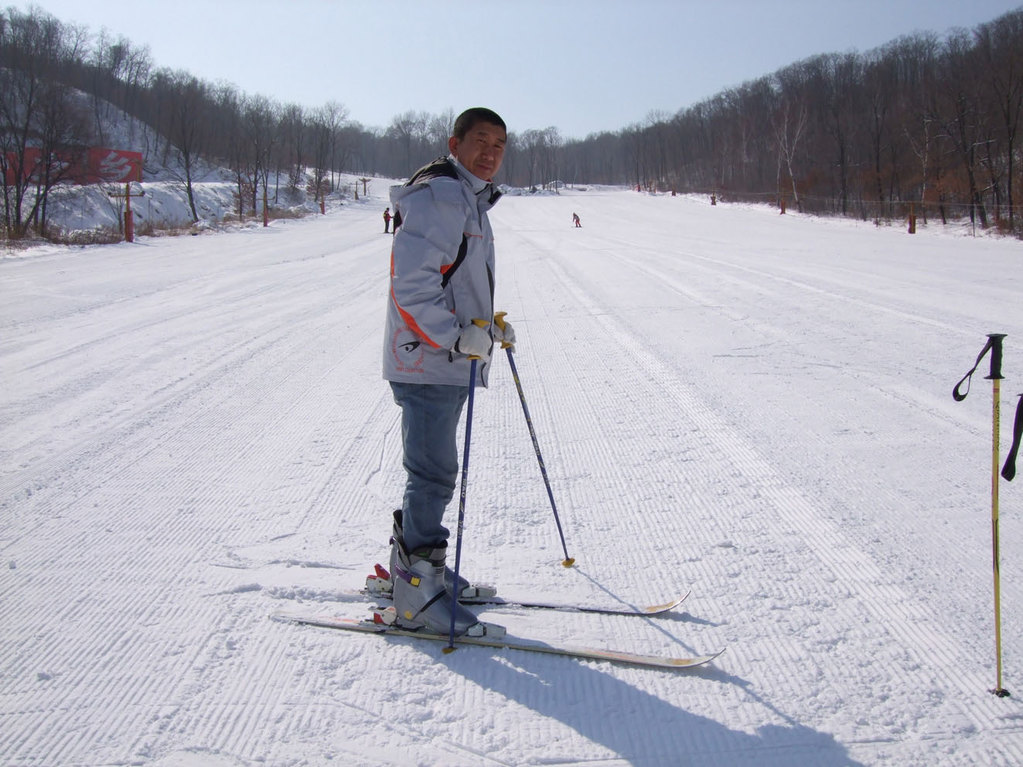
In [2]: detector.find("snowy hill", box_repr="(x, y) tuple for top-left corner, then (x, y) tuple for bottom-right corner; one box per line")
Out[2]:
(29, 93), (366, 239)
(2, 186), (1022, 765)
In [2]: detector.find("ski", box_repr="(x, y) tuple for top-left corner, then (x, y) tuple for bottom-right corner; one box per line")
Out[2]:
(360, 589), (691, 616)
(272, 611), (722, 671)
(364, 564), (689, 616)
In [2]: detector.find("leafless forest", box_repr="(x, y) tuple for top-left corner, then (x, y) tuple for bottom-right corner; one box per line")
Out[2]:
(3, 5), (1022, 238)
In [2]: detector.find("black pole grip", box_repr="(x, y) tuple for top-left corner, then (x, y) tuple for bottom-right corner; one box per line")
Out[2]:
(954, 333), (1007, 401)
(986, 333), (1006, 381)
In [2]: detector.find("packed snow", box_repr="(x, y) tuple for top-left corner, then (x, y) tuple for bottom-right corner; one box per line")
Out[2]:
(2, 183), (1022, 766)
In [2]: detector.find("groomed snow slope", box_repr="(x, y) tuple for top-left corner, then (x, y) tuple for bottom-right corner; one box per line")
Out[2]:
(2, 187), (1023, 766)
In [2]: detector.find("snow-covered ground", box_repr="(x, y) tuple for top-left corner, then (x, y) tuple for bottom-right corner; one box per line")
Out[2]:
(2, 186), (1022, 766)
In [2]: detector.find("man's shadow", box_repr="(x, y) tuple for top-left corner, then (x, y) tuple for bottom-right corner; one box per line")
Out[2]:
(422, 563), (861, 767)
(440, 642), (862, 766)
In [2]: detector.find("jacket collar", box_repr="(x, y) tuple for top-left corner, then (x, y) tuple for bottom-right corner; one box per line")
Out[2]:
(449, 154), (491, 193)
(449, 154), (502, 208)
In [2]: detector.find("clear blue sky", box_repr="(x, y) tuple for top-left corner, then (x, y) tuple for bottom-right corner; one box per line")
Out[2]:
(15, 0), (1023, 139)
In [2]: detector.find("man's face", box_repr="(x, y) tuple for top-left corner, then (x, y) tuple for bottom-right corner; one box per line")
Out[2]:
(449, 121), (507, 181)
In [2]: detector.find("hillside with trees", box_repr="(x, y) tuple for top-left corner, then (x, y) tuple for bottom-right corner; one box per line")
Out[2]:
(2, 5), (1022, 239)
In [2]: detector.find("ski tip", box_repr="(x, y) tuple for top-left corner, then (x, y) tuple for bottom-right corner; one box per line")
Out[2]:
(642, 589), (693, 614)
(658, 648), (724, 669)
(442, 645), (457, 655)
(672, 652), (724, 669)
(561, 558), (576, 568)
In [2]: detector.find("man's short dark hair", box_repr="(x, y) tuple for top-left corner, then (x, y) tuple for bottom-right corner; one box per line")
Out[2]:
(452, 108), (506, 140)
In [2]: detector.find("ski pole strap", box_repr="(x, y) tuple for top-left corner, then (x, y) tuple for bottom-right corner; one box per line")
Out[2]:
(953, 333), (1006, 401)
(1003, 393), (1023, 482)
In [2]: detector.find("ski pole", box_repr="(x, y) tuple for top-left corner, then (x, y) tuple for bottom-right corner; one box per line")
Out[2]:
(494, 312), (575, 567)
(446, 319), (488, 652)
(988, 336), (1008, 698)
(953, 332), (1010, 697)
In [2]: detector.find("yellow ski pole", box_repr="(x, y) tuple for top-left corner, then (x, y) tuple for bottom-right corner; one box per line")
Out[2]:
(954, 333), (1010, 697)
(990, 359), (1007, 697)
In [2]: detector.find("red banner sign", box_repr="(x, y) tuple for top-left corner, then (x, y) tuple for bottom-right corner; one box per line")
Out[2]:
(4, 146), (142, 185)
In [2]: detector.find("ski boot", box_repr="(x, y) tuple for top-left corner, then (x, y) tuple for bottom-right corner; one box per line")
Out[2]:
(365, 510), (497, 601)
(388, 538), (504, 638)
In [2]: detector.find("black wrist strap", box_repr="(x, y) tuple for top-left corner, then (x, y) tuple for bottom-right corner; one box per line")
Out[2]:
(953, 334), (1005, 402)
(1004, 394), (1023, 481)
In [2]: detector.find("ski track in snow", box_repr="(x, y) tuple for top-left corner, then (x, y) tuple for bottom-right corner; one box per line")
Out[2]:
(2, 188), (1023, 766)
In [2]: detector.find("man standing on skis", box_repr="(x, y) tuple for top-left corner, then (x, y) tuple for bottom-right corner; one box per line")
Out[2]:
(378, 107), (514, 637)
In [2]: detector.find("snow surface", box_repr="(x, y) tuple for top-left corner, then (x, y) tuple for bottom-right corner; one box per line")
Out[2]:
(2, 186), (1023, 766)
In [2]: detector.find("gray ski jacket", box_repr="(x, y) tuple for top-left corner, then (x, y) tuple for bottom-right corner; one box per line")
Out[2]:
(382, 156), (502, 387)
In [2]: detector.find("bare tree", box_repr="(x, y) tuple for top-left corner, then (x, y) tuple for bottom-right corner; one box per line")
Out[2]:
(280, 103), (307, 194)
(388, 110), (430, 172)
(0, 7), (89, 237)
(519, 128), (545, 189)
(34, 78), (89, 232)
(770, 68), (809, 211)
(210, 84), (250, 218)
(244, 95), (280, 215)
(148, 70), (210, 221)
(540, 126), (562, 189)
(933, 30), (989, 227)
(309, 101), (348, 199)
(976, 10), (1023, 229)
(427, 108), (455, 152)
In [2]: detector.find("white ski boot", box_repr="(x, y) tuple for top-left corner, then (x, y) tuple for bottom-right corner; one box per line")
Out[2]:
(365, 510), (497, 601)
(390, 539), (504, 638)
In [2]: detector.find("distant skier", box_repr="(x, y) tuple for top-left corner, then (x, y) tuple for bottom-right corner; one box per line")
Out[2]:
(383, 207), (392, 233)
(572, 212), (581, 228)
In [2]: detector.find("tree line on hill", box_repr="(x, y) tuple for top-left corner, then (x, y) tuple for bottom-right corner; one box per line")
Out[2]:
(2, 5), (1022, 238)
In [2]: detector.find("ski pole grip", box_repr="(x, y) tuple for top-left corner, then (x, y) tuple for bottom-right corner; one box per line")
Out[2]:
(954, 333), (1007, 401)
(494, 311), (513, 349)
(986, 333), (1006, 381)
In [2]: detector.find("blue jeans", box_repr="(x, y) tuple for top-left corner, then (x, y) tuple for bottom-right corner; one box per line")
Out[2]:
(390, 382), (469, 551)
